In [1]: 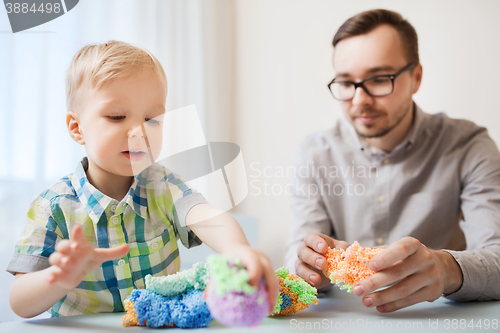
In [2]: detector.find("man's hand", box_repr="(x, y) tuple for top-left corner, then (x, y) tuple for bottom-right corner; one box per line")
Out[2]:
(352, 236), (463, 312)
(220, 244), (278, 313)
(295, 232), (350, 289)
(47, 224), (129, 290)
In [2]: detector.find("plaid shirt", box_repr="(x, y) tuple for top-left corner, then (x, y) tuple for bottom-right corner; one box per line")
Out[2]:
(7, 157), (207, 316)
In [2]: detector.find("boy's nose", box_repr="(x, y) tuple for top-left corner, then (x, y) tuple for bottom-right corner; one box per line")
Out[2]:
(128, 124), (145, 138)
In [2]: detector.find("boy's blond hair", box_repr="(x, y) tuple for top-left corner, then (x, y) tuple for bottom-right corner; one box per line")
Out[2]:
(66, 40), (167, 112)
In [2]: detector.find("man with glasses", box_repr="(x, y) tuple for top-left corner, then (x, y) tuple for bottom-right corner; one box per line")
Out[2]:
(286, 9), (500, 312)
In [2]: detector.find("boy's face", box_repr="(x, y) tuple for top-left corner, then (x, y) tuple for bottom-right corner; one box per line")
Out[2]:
(69, 69), (166, 177)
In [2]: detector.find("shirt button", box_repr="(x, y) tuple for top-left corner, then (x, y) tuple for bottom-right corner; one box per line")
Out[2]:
(110, 204), (117, 212)
(118, 259), (126, 266)
(383, 158), (390, 165)
(151, 242), (159, 250)
(378, 195), (386, 203)
(112, 217), (120, 225)
(376, 237), (385, 245)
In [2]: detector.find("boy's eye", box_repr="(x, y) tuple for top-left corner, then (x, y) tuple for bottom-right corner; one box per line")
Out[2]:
(146, 118), (160, 125)
(108, 116), (125, 121)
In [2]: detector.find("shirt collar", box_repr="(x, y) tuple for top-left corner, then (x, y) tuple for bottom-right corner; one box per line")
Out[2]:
(71, 157), (148, 224)
(125, 171), (149, 219)
(403, 103), (425, 147)
(341, 102), (426, 157)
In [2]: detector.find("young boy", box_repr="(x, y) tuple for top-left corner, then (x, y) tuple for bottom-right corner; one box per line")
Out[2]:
(7, 41), (277, 318)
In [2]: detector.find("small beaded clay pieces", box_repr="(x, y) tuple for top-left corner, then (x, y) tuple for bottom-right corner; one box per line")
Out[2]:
(122, 262), (212, 328)
(272, 266), (318, 315)
(204, 255), (269, 327)
(324, 241), (382, 292)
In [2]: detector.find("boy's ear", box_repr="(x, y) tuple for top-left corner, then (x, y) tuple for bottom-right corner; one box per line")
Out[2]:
(66, 111), (85, 145)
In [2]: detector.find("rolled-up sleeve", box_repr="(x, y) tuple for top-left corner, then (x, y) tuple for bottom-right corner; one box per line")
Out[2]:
(6, 194), (62, 275)
(443, 128), (500, 301)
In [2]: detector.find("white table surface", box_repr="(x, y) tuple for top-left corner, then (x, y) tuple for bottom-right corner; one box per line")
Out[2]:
(1, 287), (499, 333)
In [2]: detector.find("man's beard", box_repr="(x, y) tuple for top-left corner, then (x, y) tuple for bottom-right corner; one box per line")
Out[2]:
(354, 105), (412, 139)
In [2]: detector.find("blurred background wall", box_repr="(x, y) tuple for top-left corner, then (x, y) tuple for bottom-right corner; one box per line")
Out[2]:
(1, 0), (499, 322)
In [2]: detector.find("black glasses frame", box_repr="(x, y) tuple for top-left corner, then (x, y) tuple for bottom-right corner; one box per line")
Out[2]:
(327, 62), (417, 101)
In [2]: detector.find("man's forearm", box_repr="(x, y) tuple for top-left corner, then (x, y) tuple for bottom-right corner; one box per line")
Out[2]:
(10, 267), (71, 318)
(435, 250), (463, 294)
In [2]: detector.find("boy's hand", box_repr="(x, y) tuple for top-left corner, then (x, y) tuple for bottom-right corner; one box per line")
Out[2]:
(221, 244), (278, 312)
(295, 232), (350, 289)
(48, 224), (129, 290)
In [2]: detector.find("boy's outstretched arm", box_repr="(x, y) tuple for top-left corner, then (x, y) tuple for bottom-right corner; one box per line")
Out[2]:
(186, 204), (278, 311)
(9, 225), (129, 318)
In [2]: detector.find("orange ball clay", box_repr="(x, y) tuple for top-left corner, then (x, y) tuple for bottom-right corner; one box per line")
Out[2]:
(122, 299), (140, 327)
(323, 241), (382, 292)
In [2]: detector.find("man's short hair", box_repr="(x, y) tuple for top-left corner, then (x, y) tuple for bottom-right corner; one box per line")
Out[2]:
(66, 40), (167, 112)
(333, 9), (419, 64)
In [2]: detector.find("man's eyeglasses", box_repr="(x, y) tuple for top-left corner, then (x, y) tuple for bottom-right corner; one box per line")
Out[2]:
(327, 63), (417, 101)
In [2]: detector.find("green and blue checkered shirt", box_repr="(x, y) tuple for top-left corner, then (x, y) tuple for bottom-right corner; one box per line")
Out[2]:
(7, 157), (207, 316)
